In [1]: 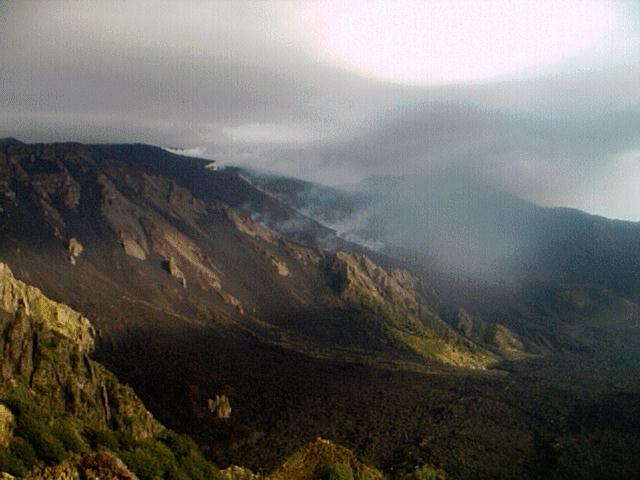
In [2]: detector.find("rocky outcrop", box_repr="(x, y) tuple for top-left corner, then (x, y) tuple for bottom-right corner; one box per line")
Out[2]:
(329, 252), (496, 368)
(166, 257), (187, 288)
(269, 255), (290, 277)
(0, 406), (14, 449)
(208, 394), (232, 419)
(0, 263), (162, 440)
(67, 237), (83, 265)
(80, 452), (138, 480)
(456, 309), (525, 357)
(220, 465), (261, 480)
(121, 238), (146, 261)
(19, 452), (138, 480)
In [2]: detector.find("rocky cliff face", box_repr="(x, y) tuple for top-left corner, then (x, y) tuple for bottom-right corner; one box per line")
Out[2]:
(329, 252), (496, 368)
(0, 262), (225, 479)
(0, 262), (160, 441)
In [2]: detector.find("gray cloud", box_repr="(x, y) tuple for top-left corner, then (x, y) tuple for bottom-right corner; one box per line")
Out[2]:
(1, 0), (639, 220)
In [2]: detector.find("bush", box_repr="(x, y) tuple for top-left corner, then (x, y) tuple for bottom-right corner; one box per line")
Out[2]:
(9, 436), (37, 469)
(85, 428), (120, 451)
(1, 386), (44, 419)
(321, 462), (355, 480)
(403, 464), (447, 480)
(0, 448), (28, 477)
(16, 413), (66, 465)
(121, 446), (165, 480)
(158, 430), (222, 480)
(121, 439), (176, 480)
(179, 450), (221, 480)
(52, 419), (87, 453)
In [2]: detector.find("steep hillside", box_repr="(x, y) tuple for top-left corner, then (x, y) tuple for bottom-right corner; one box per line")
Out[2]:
(0, 262), (220, 479)
(0, 141), (492, 368)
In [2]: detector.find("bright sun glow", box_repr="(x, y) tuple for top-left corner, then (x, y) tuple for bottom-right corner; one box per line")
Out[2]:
(298, 0), (617, 85)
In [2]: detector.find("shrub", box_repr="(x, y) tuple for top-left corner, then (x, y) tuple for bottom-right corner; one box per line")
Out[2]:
(9, 436), (37, 469)
(85, 428), (120, 451)
(179, 450), (222, 480)
(52, 419), (86, 453)
(321, 462), (355, 480)
(1, 386), (44, 419)
(158, 430), (222, 480)
(403, 464), (447, 480)
(0, 448), (28, 477)
(16, 413), (66, 465)
(121, 439), (177, 480)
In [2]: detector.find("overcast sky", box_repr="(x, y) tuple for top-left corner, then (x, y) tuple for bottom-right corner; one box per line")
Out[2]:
(1, 0), (639, 220)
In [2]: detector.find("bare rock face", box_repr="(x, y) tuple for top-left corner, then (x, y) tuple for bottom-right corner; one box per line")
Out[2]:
(67, 237), (84, 265)
(208, 394), (232, 419)
(269, 255), (290, 277)
(166, 257), (187, 288)
(329, 252), (496, 369)
(220, 465), (261, 480)
(121, 238), (147, 261)
(0, 262), (162, 440)
(80, 452), (139, 480)
(21, 452), (138, 480)
(0, 404), (15, 449)
(24, 458), (80, 480)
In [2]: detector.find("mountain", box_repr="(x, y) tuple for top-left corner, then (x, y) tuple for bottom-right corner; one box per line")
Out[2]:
(3, 141), (640, 479)
(241, 168), (640, 354)
(241, 168), (640, 292)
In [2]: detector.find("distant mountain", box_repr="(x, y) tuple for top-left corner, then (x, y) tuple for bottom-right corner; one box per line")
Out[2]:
(0, 138), (24, 146)
(242, 168), (640, 295)
(242, 167), (640, 354)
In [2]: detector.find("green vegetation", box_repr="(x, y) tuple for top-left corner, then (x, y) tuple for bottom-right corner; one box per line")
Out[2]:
(0, 386), (222, 479)
(320, 462), (355, 480)
(120, 434), (221, 480)
(402, 465), (447, 480)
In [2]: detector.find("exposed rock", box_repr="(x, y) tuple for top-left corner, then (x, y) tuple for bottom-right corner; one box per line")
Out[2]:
(330, 252), (496, 369)
(218, 291), (244, 313)
(221, 465), (262, 480)
(223, 206), (278, 244)
(121, 238), (146, 261)
(166, 257), (187, 288)
(22, 451), (138, 480)
(24, 457), (80, 480)
(283, 242), (321, 266)
(0, 263), (95, 353)
(0, 404), (15, 448)
(269, 255), (290, 277)
(80, 451), (138, 480)
(0, 262), (162, 440)
(457, 309), (475, 338)
(208, 394), (232, 419)
(60, 174), (81, 210)
(67, 237), (84, 265)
